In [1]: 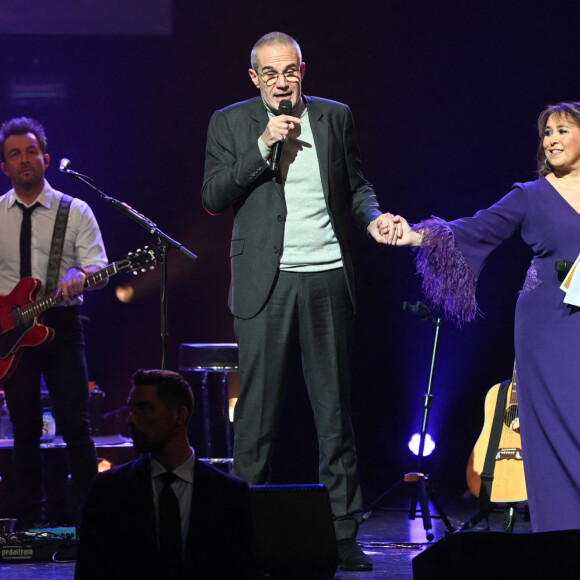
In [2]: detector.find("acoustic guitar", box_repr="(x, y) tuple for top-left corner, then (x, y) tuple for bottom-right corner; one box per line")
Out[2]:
(0, 246), (158, 384)
(466, 363), (527, 502)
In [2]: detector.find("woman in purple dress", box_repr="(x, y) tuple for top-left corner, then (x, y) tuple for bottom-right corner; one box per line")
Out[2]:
(382, 101), (580, 533)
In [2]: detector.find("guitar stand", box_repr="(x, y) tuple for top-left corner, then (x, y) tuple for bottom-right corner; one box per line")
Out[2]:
(362, 301), (455, 541)
(503, 503), (517, 532)
(461, 502), (529, 532)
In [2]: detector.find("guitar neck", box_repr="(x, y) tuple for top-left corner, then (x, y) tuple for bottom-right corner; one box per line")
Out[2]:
(85, 263), (119, 289)
(509, 361), (518, 404)
(18, 263), (119, 322)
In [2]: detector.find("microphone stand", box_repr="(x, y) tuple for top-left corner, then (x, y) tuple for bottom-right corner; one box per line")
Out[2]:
(59, 162), (197, 369)
(362, 301), (455, 541)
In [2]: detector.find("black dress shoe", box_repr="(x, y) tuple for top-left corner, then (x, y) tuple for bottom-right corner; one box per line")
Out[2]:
(337, 538), (373, 571)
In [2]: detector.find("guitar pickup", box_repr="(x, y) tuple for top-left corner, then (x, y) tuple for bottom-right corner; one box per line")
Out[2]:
(11, 305), (24, 328)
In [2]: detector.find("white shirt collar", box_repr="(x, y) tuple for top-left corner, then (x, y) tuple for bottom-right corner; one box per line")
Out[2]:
(150, 448), (196, 484)
(8, 179), (56, 210)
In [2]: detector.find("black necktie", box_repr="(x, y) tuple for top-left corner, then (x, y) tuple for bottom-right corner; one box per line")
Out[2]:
(158, 471), (182, 561)
(16, 202), (39, 279)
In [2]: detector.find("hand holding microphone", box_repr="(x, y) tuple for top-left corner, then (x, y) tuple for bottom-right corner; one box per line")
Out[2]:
(263, 99), (301, 171)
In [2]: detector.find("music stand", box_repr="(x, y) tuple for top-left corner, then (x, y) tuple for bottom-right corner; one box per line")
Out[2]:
(362, 300), (455, 541)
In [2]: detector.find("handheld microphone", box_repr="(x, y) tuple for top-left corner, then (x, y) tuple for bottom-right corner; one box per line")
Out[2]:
(59, 158), (72, 172)
(270, 99), (292, 172)
(555, 259), (575, 282)
(402, 300), (432, 320)
(555, 259), (574, 274)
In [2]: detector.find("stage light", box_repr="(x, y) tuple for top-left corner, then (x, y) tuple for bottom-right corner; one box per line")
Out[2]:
(115, 284), (135, 303)
(408, 433), (435, 457)
(97, 458), (113, 472)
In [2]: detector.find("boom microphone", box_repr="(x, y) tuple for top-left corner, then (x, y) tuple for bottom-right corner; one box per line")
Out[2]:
(270, 99), (292, 172)
(57, 158), (97, 185)
(59, 158), (72, 172)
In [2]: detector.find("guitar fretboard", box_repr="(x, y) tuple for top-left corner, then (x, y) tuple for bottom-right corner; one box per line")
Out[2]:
(17, 262), (120, 323)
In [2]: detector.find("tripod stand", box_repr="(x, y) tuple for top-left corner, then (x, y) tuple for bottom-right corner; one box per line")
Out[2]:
(363, 301), (455, 541)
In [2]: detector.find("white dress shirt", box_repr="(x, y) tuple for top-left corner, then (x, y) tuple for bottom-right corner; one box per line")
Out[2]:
(0, 179), (108, 298)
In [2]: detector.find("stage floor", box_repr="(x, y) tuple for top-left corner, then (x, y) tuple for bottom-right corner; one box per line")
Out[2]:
(0, 434), (134, 450)
(0, 491), (532, 579)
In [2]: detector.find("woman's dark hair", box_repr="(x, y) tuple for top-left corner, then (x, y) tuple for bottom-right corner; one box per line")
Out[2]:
(537, 102), (580, 176)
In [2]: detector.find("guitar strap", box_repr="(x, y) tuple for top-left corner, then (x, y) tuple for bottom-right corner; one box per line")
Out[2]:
(478, 378), (511, 518)
(44, 195), (73, 297)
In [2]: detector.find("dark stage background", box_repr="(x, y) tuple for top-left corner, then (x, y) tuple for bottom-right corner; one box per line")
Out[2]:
(1, 0), (578, 503)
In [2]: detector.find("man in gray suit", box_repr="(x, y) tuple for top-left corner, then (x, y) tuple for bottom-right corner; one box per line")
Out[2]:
(202, 31), (399, 572)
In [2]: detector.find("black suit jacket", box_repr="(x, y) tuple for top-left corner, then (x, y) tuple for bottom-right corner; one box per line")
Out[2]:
(75, 456), (255, 580)
(202, 95), (382, 320)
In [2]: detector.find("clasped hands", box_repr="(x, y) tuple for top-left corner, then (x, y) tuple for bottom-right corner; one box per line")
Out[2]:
(368, 213), (420, 246)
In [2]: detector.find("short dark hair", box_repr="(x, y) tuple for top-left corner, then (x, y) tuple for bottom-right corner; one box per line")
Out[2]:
(0, 117), (48, 162)
(536, 101), (580, 176)
(250, 31), (302, 70)
(131, 369), (194, 418)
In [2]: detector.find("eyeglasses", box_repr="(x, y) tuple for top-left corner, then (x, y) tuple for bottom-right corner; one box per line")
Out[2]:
(255, 68), (301, 87)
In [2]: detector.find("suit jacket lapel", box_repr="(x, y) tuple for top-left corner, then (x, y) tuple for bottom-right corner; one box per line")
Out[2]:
(186, 459), (208, 553)
(136, 456), (158, 548)
(249, 96), (268, 131)
(249, 96), (286, 199)
(305, 95), (330, 201)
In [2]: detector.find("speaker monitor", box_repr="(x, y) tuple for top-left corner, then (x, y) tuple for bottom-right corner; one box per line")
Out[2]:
(249, 484), (338, 578)
(413, 529), (580, 579)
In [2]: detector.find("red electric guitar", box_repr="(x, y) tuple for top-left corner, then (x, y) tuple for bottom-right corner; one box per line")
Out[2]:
(0, 246), (158, 384)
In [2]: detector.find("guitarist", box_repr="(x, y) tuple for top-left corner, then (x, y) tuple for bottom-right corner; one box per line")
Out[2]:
(0, 117), (108, 529)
